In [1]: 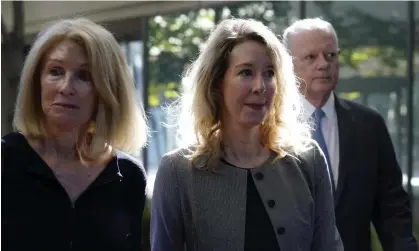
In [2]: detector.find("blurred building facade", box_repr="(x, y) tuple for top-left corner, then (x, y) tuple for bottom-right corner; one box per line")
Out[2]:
(2, 0), (419, 243)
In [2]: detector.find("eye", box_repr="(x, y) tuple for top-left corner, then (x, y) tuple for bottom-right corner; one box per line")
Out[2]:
(239, 69), (252, 77)
(325, 52), (338, 61)
(78, 69), (92, 82)
(49, 66), (64, 77)
(305, 54), (316, 61)
(264, 69), (275, 78)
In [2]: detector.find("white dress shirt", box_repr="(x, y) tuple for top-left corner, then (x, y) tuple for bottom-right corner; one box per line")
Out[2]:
(302, 94), (340, 187)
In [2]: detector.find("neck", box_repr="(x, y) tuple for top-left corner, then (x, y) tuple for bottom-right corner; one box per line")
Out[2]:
(222, 123), (265, 161)
(305, 92), (332, 108)
(43, 126), (80, 161)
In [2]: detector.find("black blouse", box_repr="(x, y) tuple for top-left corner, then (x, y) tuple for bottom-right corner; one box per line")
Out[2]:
(221, 159), (281, 251)
(1, 132), (146, 251)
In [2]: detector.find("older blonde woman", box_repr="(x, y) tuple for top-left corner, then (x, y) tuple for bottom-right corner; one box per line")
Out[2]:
(150, 18), (343, 251)
(2, 18), (148, 251)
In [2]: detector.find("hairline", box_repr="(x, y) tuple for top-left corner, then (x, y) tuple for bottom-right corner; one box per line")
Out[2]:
(282, 17), (339, 50)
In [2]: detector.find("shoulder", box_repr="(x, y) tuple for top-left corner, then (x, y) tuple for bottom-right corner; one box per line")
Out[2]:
(337, 97), (385, 123)
(337, 97), (389, 137)
(155, 147), (194, 184)
(290, 140), (327, 183)
(2, 132), (31, 166)
(115, 150), (147, 183)
(159, 147), (193, 170)
(292, 140), (323, 165)
(2, 132), (27, 150)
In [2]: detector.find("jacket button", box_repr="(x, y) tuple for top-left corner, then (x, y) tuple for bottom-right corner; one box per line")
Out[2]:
(267, 200), (275, 208)
(277, 227), (286, 235)
(255, 172), (264, 180)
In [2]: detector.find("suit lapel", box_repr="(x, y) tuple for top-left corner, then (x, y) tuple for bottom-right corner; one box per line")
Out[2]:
(334, 95), (357, 206)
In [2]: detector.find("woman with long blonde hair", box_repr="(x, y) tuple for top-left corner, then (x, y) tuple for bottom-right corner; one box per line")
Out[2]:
(2, 18), (148, 251)
(151, 18), (343, 251)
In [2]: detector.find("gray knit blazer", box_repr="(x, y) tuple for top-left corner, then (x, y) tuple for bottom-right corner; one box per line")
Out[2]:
(150, 143), (343, 251)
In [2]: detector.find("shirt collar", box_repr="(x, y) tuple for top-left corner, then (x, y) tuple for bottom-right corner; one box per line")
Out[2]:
(302, 92), (335, 121)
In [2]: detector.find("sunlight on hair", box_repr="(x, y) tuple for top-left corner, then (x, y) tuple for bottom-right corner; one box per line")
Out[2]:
(164, 18), (314, 169)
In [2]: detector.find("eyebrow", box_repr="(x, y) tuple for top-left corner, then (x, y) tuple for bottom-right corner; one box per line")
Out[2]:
(234, 63), (273, 69)
(47, 58), (88, 67)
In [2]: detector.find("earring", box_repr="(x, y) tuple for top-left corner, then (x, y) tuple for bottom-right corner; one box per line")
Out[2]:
(87, 121), (96, 134)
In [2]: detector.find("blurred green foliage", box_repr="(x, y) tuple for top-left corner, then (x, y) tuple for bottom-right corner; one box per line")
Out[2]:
(147, 1), (410, 108)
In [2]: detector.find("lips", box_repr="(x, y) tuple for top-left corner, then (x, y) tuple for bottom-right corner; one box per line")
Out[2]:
(245, 103), (265, 109)
(53, 102), (79, 109)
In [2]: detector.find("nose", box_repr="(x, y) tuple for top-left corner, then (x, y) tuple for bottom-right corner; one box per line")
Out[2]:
(59, 74), (76, 96)
(315, 53), (329, 70)
(252, 74), (266, 94)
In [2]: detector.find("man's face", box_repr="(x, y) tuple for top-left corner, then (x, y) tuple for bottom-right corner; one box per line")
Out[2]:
(288, 29), (340, 101)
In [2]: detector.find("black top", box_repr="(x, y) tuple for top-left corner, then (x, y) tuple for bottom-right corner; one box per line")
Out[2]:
(221, 159), (280, 251)
(1, 132), (146, 251)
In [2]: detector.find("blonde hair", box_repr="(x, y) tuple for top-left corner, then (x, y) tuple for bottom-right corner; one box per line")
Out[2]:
(170, 18), (312, 169)
(13, 18), (148, 161)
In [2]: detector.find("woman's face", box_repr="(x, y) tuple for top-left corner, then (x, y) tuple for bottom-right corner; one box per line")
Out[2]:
(221, 40), (277, 129)
(40, 39), (96, 132)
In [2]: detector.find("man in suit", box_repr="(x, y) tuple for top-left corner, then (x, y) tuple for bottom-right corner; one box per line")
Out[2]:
(283, 17), (417, 251)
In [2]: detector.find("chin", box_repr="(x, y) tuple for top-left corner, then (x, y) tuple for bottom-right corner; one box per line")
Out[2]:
(312, 85), (335, 95)
(241, 119), (265, 129)
(316, 80), (336, 89)
(47, 120), (82, 133)
(236, 111), (267, 129)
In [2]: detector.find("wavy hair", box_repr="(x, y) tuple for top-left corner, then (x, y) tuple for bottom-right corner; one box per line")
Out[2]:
(169, 18), (312, 169)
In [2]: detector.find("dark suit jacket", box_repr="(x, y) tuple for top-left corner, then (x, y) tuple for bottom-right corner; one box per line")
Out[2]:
(333, 96), (417, 251)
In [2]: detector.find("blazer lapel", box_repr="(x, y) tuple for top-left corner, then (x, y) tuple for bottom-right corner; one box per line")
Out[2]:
(334, 95), (357, 206)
